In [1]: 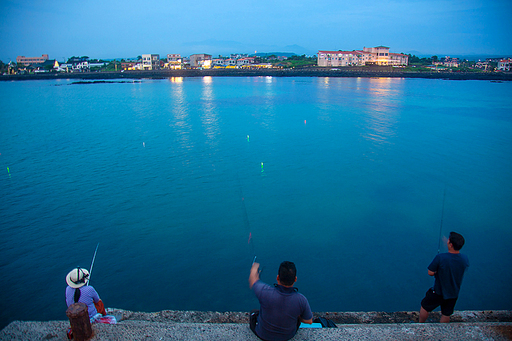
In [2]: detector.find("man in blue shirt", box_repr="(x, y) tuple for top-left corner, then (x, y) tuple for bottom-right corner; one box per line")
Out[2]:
(419, 231), (469, 323)
(249, 261), (313, 341)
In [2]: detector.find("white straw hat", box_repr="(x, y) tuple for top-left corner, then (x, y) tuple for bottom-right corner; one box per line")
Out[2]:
(66, 267), (89, 288)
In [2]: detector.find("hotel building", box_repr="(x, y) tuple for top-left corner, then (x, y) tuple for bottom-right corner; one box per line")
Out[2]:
(318, 46), (408, 67)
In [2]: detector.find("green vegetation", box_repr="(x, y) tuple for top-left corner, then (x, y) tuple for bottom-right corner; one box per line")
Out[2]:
(402, 54), (487, 72)
(100, 61), (121, 72)
(262, 54), (317, 68)
(407, 54), (432, 66)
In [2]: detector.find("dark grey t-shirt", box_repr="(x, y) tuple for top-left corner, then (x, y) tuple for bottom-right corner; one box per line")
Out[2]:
(253, 280), (313, 341)
(429, 252), (469, 299)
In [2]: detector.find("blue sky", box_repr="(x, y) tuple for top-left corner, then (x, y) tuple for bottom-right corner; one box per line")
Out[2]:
(1, 0), (511, 62)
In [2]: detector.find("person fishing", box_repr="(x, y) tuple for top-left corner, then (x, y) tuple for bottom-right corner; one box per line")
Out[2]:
(249, 261), (313, 341)
(65, 267), (106, 322)
(419, 231), (469, 323)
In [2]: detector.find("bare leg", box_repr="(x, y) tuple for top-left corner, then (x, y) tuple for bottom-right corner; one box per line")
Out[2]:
(440, 315), (450, 323)
(419, 307), (429, 323)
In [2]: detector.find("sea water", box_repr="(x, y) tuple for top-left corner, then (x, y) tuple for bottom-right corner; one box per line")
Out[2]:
(0, 76), (511, 328)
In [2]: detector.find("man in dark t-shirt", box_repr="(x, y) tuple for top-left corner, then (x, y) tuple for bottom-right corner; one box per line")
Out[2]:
(249, 261), (313, 341)
(419, 231), (469, 323)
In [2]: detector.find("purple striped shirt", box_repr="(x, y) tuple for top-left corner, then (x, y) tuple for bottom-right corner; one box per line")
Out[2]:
(65, 285), (100, 318)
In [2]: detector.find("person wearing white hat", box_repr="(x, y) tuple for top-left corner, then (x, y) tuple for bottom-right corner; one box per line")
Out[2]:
(65, 267), (103, 321)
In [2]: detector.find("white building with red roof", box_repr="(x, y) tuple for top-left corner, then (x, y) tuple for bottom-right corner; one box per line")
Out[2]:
(498, 58), (512, 71)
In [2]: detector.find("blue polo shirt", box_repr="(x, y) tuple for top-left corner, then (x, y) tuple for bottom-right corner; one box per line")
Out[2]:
(253, 280), (313, 341)
(429, 252), (469, 299)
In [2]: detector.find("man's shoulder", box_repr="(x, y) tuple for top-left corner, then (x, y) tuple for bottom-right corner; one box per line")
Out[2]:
(441, 252), (469, 266)
(458, 252), (469, 265)
(252, 280), (272, 292)
(295, 290), (310, 302)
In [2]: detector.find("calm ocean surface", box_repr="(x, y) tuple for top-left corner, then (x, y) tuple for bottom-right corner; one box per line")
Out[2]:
(0, 76), (511, 328)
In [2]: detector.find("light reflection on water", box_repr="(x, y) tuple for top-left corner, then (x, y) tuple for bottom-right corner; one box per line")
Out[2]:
(201, 76), (219, 146)
(362, 78), (403, 149)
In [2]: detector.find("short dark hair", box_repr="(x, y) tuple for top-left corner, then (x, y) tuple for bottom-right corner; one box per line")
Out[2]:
(449, 232), (465, 250)
(278, 261), (297, 286)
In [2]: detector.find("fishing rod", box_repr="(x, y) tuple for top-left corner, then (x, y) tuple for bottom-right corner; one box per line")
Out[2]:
(237, 174), (256, 261)
(437, 187), (447, 254)
(87, 243), (99, 286)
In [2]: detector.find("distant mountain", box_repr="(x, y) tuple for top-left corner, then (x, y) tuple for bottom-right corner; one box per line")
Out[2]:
(253, 52), (297, 58)
(404, 50), (426, 57)
(282, 44), (316, 55)
(449, 54), (510, 61)
(403, 50), (511, 60)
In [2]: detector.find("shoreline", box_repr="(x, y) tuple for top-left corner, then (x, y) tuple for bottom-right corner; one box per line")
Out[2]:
(2, 68), (512, 81)
(106, 309), (512, 324)
(1, 310), (511, 341)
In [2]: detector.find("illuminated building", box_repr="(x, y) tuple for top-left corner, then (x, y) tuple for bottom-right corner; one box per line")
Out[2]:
(142, 54), (160, 70)
(189, 54), (212, 69)
(318, 46), (408, 67)
(498, 58), (512, 71)
(167, 54), (182, 69)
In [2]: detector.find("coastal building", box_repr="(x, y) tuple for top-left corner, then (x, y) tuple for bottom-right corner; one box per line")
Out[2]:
(250, 63), (273, 69)
(317, 51), (372, 67)
(436, 56), (459, 68)
(231, 53), (249, 59)
(189, 54), (212, 69)
(498, 58), (512, 71)
(317, 46), (408, 67)
(16, 54), (49, 66)
(166, 54), (182, 69)
(475, 61), (491, 70)
(362, 46), (390, 65)
(236, 57), (255, 67)
(211, 56), (255, 68)
(57, 57), (107, 72)
(142, 54), (160, 70)
(122, 62), (140, 70)
(388, 52), (409, 66)
(212, 58), (225, 67)
(225, 58), (236, 67)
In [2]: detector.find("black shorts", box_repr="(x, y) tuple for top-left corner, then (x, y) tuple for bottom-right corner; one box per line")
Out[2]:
(421, 288), (458, 316)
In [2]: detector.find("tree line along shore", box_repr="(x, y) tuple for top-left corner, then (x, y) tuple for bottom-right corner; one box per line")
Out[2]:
(1, 67), (511, 81)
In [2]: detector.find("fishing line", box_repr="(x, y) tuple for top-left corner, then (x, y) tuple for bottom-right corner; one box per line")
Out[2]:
(237, 174), (256, 260)
(437, 187), (447, 254)
(87, 243), (99, 286)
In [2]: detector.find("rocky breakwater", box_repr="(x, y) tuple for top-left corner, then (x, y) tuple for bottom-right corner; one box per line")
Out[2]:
(2, 68), (512, 81)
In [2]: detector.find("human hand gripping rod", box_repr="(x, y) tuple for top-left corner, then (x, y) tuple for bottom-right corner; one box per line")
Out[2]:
(87, 243), (99, 286)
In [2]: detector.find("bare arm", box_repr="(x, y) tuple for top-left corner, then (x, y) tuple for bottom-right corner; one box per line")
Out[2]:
(249, 262), (260, 289)
(300, 317), (313, 324)
(428, 270), (436, 276)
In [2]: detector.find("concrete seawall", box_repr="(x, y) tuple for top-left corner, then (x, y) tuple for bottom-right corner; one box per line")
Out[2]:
(1, 310), (511, 340)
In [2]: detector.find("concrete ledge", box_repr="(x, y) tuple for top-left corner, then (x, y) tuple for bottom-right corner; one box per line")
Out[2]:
(1, 320), (511, 341)
(1, 310), (511, 341)
(112, 309), (512, 324)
